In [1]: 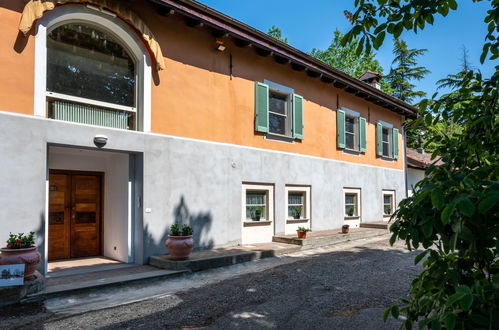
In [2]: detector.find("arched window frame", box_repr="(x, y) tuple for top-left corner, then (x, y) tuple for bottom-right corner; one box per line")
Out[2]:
(34, 4), (151, 132)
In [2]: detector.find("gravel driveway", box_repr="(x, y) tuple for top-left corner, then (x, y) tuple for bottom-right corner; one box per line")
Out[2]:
(1, 237), (421, 329)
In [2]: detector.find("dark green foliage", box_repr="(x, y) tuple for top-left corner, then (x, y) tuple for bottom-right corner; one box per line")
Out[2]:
(343, 0), (499, 328)
(267, 25), (288, 44)
(385, 39), (429, 103)
(6, 232), (35, 249)
(296, 227), (311, 232)
(310, 29), (394, 93)
(170, 223), (193, 236)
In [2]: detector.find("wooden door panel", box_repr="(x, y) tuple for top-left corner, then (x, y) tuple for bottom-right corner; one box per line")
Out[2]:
(71, 175), (101, 258)
(48, 174), (70, 260)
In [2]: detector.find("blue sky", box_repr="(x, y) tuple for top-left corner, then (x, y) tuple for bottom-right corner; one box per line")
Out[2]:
(198, 0), (495, 100)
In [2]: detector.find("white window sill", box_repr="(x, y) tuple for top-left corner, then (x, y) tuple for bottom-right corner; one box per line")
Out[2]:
(243, 220), (272, 226)
(265, 133), (295, 143)
(343, 149), (362, 156)
(286, 218), (310, 223)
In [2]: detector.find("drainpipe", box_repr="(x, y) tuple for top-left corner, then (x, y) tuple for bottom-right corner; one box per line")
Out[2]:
(402, 117), (409, 199)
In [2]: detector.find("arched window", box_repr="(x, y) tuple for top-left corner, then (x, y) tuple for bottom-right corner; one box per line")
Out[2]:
(35, 5), (151, 131)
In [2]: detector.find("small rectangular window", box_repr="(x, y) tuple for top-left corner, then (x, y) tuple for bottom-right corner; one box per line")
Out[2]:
(288, 192), (304, 219)
(382, 127), (391, 157)
(269, 90), (291, 136)
(245, 191), (267, 221)
(382, 190), (395, 217)
(345, 193), (358, 217)
(345, 115), (358, 150)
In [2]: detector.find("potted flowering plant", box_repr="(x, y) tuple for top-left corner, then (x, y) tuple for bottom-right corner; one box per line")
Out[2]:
(166, 224), (194, 260)
(296, 226), (311, 239)
(0, 232), (41, 280)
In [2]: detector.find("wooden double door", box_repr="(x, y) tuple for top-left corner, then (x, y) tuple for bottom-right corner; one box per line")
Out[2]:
(48, 170), (103, 261)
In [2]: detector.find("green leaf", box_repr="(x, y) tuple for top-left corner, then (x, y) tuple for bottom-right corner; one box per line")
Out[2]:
(460, 294), (473, 311)
(421, 223), (433, 238)
(391, 305), (400, 319)
(478, 192), (499, 213)
(431, 188), (444, 209)
(456, 285), (471, 295)
(373, 31), (385, 49)
(389, 232), (397, 246)
(441, 203), (455, 224)
(382, 307), (391, 321)
(446, 293), (464, 306)
(457, 198), (475, 217)
(445, 313), (456, 330)
(448, 0), (458, 10)
(480, 43), (490, 63)
(414, 250), (428, 264)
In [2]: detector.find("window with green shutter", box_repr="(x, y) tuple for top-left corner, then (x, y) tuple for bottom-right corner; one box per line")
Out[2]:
(293, 94), (304, 139)
(255, 81), (304, 140)
(337, 108), (366, 152)
(377, 122), (399, 159)
(255, 82), (269, 133)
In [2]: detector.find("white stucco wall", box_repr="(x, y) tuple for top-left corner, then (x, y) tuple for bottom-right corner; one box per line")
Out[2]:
(407, 167), (425, 197)
(0, 111), (407, 271)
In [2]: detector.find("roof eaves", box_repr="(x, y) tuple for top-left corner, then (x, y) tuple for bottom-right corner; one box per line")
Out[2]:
(150, 0), (418, 119)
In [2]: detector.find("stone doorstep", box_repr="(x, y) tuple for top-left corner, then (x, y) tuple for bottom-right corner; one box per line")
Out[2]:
(23, 268), (188, 303)
(272, 228), (387, 248)
(150, 245), (302, 272)
(360, 222), (390, 230)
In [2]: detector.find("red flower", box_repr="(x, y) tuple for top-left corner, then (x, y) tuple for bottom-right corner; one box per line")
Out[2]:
(15, 240), (21, 244)
(6, 243), (12, 248)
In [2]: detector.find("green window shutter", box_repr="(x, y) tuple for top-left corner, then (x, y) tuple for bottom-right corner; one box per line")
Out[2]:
(337, 110), (345, 148)
(376, 123), (383, 156)
(255, 82), (269, 132)
(359, 117), (367, 153)
(293, 94), (304, 139)
(392, 128), (399, 159)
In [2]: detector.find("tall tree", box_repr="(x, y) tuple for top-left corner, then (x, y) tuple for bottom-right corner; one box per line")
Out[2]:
(310, 29), (393, 93)
(343, 1), (498, 328)
(385, 39), (430, 103)
(267, 25), (288, 44)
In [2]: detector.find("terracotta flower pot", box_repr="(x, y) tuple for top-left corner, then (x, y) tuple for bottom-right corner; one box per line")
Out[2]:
(342, 225), (350, 234)
(0, 247), (41, 280)
(297, 230), (307, 239)
(166, 235), (194, 260)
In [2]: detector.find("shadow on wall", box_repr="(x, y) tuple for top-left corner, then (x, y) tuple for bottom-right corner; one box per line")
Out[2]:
(143, 196), (214, 258)
(35, 212), (46, 273)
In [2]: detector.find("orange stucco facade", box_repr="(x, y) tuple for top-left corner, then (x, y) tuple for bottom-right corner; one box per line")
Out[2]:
(0, 1), (405, 170)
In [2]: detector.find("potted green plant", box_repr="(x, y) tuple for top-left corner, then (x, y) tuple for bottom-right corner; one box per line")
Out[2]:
(296, 226), (311, 239)
(166, 224), (194, 260)
(252, 206), (264, 221)
(291, 207), (302, 219)
(0, 232), (41, 280)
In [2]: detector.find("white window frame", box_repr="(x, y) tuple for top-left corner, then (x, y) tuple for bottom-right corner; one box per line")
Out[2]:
(268, 89), (292, 137)
(344, 187), (361, 228)
(285, 186), (311, 222)
(382, 190), (396, 219)
(34, 4), (151, 132)
(265, 80), (294, 138)
(242, 184), (274, 224)
(379, 121), (394, 158)
(341, 108), (361, 152)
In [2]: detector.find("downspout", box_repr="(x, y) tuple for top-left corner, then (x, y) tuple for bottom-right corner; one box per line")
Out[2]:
(402, 117), (409, 199)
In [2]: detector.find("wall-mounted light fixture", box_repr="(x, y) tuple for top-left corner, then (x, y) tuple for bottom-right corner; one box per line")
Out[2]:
(215, 40), (226, 52)
(94, 135), (108, 147)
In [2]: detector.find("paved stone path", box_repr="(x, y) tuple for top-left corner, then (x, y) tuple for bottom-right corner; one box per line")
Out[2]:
(1, 236), (421, 329)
